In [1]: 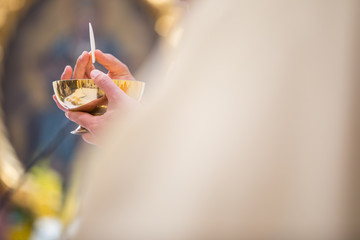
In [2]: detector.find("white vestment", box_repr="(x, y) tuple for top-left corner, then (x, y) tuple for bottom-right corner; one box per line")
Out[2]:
(74, 0), (360, 239)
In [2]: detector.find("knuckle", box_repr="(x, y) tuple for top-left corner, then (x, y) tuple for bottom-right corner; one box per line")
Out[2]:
(76, 56), (82, 64)
(78, 114), (88, 124)
(95, 76), (105, 85)
(88, 122), (99, 135)
(88, 123), (97, 133)
(94, 74), (109, 85)
(106, 53), (123, 66)
(105, 53), (115, 60)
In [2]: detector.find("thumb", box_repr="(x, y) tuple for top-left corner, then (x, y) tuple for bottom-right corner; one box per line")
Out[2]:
(90, 69), (126, 103)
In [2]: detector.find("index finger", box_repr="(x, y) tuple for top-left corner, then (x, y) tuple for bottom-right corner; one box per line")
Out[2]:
(65, 111), (94, 132)
(95, 49), (134, 79)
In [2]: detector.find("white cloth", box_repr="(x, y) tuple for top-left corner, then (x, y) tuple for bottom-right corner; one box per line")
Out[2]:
(74, 0), (360, 239)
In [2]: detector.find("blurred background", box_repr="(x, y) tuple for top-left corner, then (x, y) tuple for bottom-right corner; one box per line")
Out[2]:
(0, 0), (359, 239)
(0, 0), (185, 239)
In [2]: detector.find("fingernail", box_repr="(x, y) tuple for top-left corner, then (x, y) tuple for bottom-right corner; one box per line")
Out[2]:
(90, 69), (101, 78)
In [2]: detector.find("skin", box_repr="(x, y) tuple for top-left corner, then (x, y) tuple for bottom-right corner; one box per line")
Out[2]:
(53, 50), (139, 145)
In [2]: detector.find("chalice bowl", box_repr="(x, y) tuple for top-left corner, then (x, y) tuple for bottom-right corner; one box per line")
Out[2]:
(53, 79), (145, 134)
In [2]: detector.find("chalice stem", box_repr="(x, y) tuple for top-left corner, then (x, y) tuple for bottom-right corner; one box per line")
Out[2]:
(71, 125), (89, 135)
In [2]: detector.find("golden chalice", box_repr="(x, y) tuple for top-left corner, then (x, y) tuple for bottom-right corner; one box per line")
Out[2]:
(53, 79), (145, 134)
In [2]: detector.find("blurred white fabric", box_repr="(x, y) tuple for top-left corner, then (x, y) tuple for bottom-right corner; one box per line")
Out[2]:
(74, 0), (360, 239)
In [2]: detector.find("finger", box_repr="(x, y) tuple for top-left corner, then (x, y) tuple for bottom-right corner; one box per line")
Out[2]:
(53, 95), (67, 112)
(94, 49), (134, 79)
(82, 133), (97, 145)
(65, 111), (94, 130)
(61, 65), (73, 80)
(90, 69), (127, 102)
(73, 51), (91, 79)
(85, 53), (95, 78)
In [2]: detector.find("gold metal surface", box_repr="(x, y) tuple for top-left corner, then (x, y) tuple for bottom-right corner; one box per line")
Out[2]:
(53, 79), (145, 134)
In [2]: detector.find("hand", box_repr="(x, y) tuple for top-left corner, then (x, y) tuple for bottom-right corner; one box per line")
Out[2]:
(52, 50), (95, 111)
(93, 49), (135, 80)
(53, 50), (140, 145)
